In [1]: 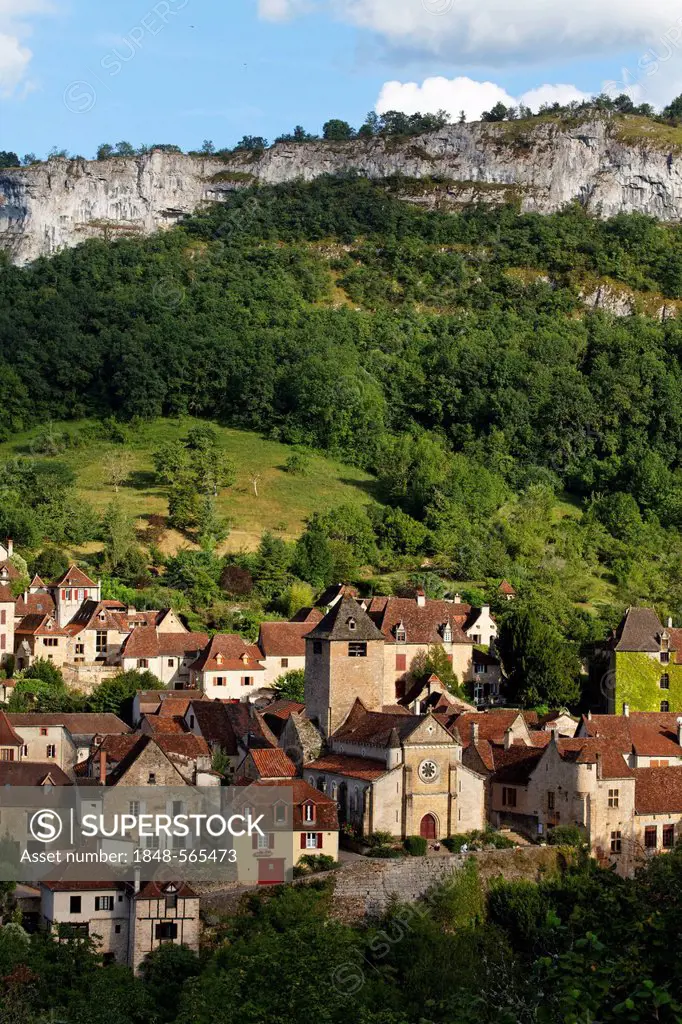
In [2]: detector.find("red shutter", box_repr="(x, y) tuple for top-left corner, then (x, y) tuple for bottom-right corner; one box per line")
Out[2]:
(300, 833), (306, 849)
(316, 833), (323, 849)
(396, 654), (406, 671)
(252, 833), (259, 849)
(61, 589), (66, 599)
(0, 610), (5, 625)
(0, 635), (5, 651)
(269, 833), (275, 847)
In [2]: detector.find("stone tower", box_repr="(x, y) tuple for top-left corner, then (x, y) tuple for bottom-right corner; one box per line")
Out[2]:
(304, 596), (386, 737)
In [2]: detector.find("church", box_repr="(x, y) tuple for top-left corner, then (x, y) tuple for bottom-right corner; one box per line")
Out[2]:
(301, 597), (485, 841)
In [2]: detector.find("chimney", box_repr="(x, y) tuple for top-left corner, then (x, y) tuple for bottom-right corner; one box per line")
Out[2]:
(677, 717), (682, 746)
(416, 589), (426, 608)
(668, 616), (674, 628)
(99, 747), (107, 784)
(587, 710), (592, 720)
(6, 538), (12, 558)
(504, 728), (513, 750)
(622, 703), (630, 717)
(133, 865), (141, 894)
(454, 593), (461, 604)
(470, 721), (479, 744)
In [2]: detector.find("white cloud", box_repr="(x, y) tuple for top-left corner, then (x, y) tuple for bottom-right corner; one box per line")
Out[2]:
(258, 0), (682, 67)
(0, 0), (54, 98)
(376, 75), (592, 122)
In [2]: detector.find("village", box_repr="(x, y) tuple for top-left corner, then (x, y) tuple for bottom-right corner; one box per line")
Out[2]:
(0, 534), (681, 971)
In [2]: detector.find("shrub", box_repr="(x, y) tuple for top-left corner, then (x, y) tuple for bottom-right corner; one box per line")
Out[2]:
(404, 835), (428, 856)
(369, 846), (404, 859)
(547, 824), (585, 848)
(365, 831), (395, 848)
(298, 853), (338, 873)
(442, 828), (515, 853)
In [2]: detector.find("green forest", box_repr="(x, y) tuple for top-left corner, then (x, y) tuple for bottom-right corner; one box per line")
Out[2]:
(1, 849), (681, 1023)
(4, 176), (682, 706)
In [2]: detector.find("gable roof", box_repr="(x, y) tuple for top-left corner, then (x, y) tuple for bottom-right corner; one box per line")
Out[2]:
(53, 565), (97, 588)
(304, 596), (384, 643)
(0, 710), (24, 747)
(633, 767), (682, 813)
(258, 620), (317, 658)
(332, 699), (442, 749)
(63, 600), (130, 635)
(122, 626), (209, 660)
(366, 595), (473, 645)
(580, 712), (682, 758)
(499, 580), (516, 595)
(305, 753), (391, 781)
(15, 614), (67, 636)
(316, 584), (359, 608)
(290, 607), (324, 624)
(190, 634), (264, 673)
(135, 880), (197, 901)
(237, 777), (339, 830)
(0, 762), (71, 785)
(248, 747), (298, 778)
(555, 737), (634, 779)
(104, 734), (207, 785)
(187, 700), (239, 755)
(14, 591), (56, 617)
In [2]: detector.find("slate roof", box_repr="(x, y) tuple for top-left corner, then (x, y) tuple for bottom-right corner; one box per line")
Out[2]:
(612, 606), (668, 653)
(305, 596), (385, 642)
(366, 595), (473, 645)
(633, 767), (682, 813)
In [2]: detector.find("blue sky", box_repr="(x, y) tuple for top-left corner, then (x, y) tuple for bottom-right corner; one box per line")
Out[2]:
(2, 0), (682, 160)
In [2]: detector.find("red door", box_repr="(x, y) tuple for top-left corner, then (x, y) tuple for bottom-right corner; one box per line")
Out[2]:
(420, 814), (437, 840)
(258, 858), (285, 885)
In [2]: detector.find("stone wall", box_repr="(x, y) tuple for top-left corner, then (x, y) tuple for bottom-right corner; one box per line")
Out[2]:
(329, 847), (570, 922)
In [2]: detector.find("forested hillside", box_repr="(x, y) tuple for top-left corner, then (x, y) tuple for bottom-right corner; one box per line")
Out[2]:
(3, 176), (682, 705)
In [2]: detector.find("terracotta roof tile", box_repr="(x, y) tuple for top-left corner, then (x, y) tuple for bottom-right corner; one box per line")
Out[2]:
(188, 701), (239, 755)
(190, 634), (264, 673)
(305, 753), (389, 781)
(0, 763), (71, 785)
(581, 713), (682, 758)
(367, 595), (473, 645)
(0, 710), (24, 747)
(258, 620), (315, 658)
(123, 627), (208, 659)
(634, 767), (682, 813)
(53, 565), (97, 588)
(236, 777), (339, 830)
(14, 592), (55, 617)
(249, 748), (298, 778)
(9, 713), (129, 736)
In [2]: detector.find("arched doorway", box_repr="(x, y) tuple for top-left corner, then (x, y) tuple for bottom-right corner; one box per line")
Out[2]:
(420, 813), (437, 840)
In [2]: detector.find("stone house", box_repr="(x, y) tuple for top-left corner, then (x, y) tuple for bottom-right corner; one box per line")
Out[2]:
(364, 592), (498, 701)
(239, 746), (298, 782)
(8, 712), (130, 775)
(257, 609), (322, 687)
(188, 634), (267, 700)
(0, 583), (15, 671)
(603, 606), (682, 713)
(578, 709), (682, 766)
(101, 733), (216, 788)
(40, 879), (200, 973)
(121, 625), (209, 687)
(306, 698), (485, 841)
(15, 613), (70, 670)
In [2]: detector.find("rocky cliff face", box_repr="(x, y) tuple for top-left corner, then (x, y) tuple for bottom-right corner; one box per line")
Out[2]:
(2, 118), (682, 265)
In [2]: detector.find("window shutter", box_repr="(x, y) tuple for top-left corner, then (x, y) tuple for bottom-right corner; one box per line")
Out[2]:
(316, 833), (323, 849)
(269, 833), (275, 847)
(300, 832), (306, 849)
(252, 833), (258, 850)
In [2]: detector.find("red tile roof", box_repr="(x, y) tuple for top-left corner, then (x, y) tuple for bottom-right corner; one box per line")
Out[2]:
(9, 713), (129, 736)
(581, 713), (682, 758)
(15, 614), (67, 636)
(261, 700), (306, 721)
(499, 580), (516, 595)
(122, 626), (209, 659)
(0, 710), (24, 747)
(305, 753), (389, 780)
(0, 763), (71, 785)
(14, 591), (55, 617)
(258, 620), (315, 658)
(556, 738), (633, 779)
(237, 778), (339, 830)
(135, 881), (197, 901)
(249, 748), (298, 778)
(53, 565), (97, 588)
(366, 595), (475, 645)
(188, 701), (239, 755)
(190, 634), (264, 673)
(332, 699), (424, 747)
(142, 714), (188, 735)
(633, 767), (682, 813)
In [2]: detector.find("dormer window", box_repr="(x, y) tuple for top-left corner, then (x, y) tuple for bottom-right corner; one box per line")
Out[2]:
(661, 632), (670, 652)
(347, 617), (356, 631)
(215, 653), (224, 666)
(303, 801), (316, 823)
(441, 621), (453, 643)
(395, 622), (406, 643)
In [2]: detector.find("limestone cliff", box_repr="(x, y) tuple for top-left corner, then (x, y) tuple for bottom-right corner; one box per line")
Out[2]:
(2, 117), (682, 265)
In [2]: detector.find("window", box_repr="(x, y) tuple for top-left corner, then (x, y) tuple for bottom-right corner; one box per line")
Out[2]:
(502, 787), (517, 808)
(69, 896), (82, 914)
(40, 728), (48, 736)
(46, 745), (56, 758)
(305, 832), (320, 849)
(0, 749), (14, 761)
(280, 658), (289, 668)
(610, 831), (622, 854)
(303, 802), (316, 823)
(167, 659), (174, 668)
(155, 922), (178, 941)
(651, 760), (670, 767)
(165, 894), (177, 911)
(330, 782), (337, 800)
(148, 772), (156, 785)
(661, 652), (670, 664)
(129, 801), (140, 815)
(348, 642), (367, 658)
(42, 637), (58, 647)
(75, 643), (84, 655)
(274, 803), (287, 824)
(608, 789), (619, 809)
(313, 641), (322, 655)
(95, 896), (113, 911)
(257, 832), (270, 850)
(661, 701), (670, 713)
(189, 714), (195, 729)
(137, 659), (149, 669)
(395, 626), (406, 643)
(146, 833), (160, 849)
(0, 610), (4, 625)
(115, 924), (121, 934)
(347, 617), (356, 631)
(241, 676), (253, 687)
(547, 792), (555, 811)
(663, 824), (675, 849)
(22, 745), (28, 757)
(215, 677), (225, 686)
(474, 663), (487, 675)
(395, 653), (407, 672)
(95, 630), (107, 655)
(645, 826), (658, 849)
(660, 673), (670, 690)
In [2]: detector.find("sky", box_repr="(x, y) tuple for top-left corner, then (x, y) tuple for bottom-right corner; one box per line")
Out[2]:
(3, 0), (682, 160)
